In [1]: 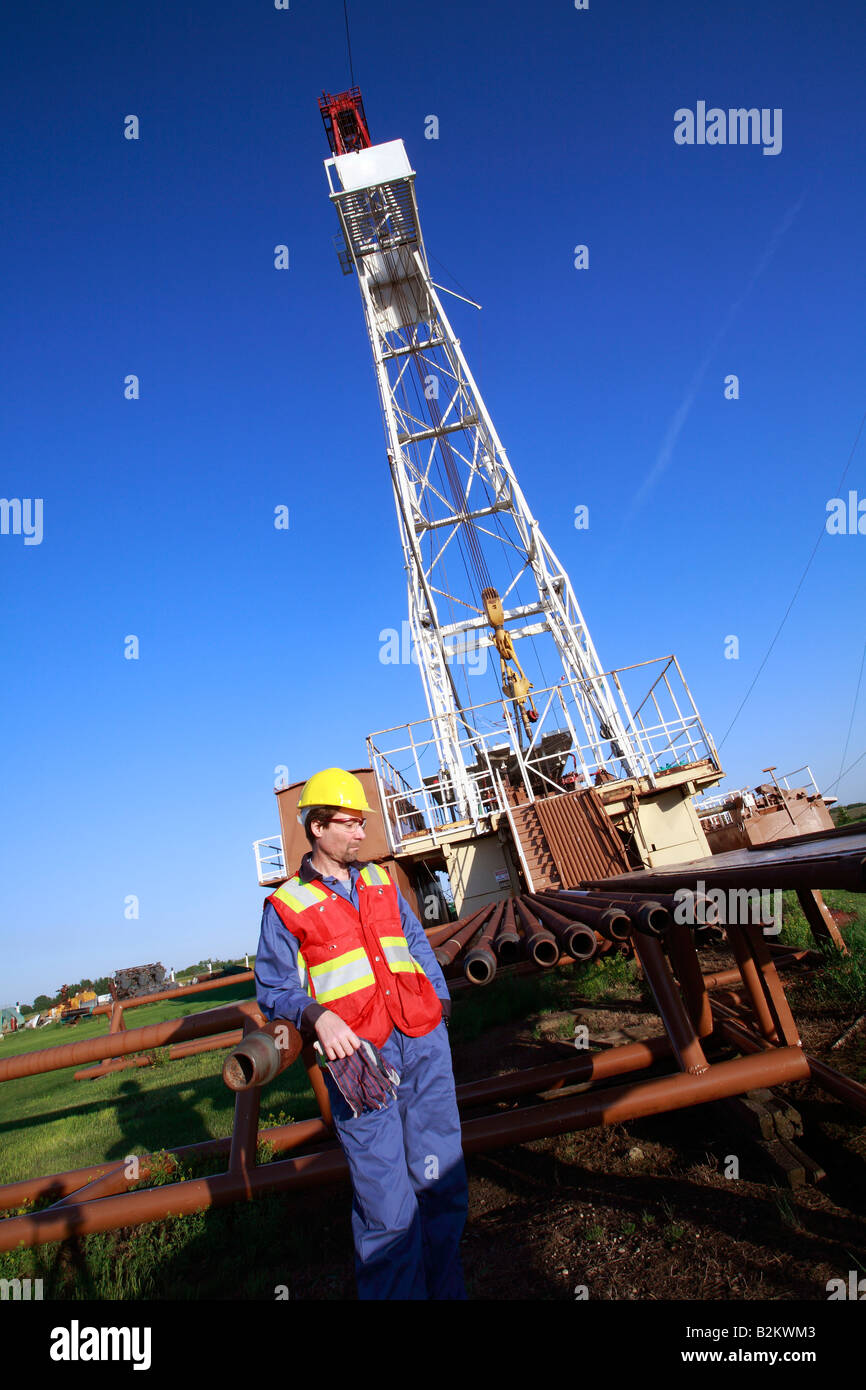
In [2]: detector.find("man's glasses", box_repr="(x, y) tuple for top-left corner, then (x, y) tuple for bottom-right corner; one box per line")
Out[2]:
(329, 816), (367, 831)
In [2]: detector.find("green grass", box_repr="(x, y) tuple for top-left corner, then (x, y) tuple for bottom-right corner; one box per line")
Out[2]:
(0, 1182), (349, 1300)
(448, 953), (644, 1046)
(780, 889), (866, 1012)
(3, 896), (864, 1300)
(0, 983), (321, 1187)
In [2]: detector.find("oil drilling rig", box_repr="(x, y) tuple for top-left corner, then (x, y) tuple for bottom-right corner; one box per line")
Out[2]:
(256, 88), (725, 918)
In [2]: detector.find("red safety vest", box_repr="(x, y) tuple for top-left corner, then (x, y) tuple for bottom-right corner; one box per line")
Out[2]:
(267, 862), (442, 1047)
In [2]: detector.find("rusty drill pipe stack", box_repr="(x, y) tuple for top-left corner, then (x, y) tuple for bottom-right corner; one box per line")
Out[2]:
(561, 888), (718, 926)
(424, 904), (491, 949)
(550, 890), (671, 937)
(524, 894), (599, 960)
(531, 891), (631, 945)
(433, 904), (496, 970)
(464, 902), (505, 985)
(223, 1019), (304, 1091)
(513, 898), (560, 967)
(0, 1000), (264, 1082)
(493, 898), (521, 963)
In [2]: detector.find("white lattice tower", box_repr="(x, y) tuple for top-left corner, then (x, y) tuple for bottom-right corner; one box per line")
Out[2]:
(321, 98), (645, 809)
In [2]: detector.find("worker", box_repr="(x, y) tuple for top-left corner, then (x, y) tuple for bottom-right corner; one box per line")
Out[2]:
(255, 767), (468, 1300)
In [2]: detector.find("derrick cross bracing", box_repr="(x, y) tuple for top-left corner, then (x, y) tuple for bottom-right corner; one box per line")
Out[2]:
(320, 90), (645, 823)
(2, 831), (866, 1251)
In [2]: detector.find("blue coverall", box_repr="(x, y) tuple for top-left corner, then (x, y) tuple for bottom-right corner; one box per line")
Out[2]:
(255, 855), (468, 1299)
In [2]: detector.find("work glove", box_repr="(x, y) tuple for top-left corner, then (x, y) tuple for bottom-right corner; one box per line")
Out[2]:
(316, 1038), (400, 1119)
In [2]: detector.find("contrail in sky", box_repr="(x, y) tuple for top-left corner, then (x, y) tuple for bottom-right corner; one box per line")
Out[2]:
(626, 190), (808, 524)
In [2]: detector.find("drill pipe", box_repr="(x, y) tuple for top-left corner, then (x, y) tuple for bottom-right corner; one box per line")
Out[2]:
(531, 891), (631, 944)
(222, 1019), (304, 1091)
(464, 902), (505, 985)
(424, 904), (489, 949)
(548, 890), (670, 936)
(569, 887), (717, 918)
(74, 1055), (156, 1082)
(711, 998), (866, 1118)
(513, 898), (560, 967)
(169, 1029), (245, 1060)
(524, 894), (599, 960)
(0, 1000), (264, 1082)
(494, 898), (521, 963)
(74, 1029), (248, 1080)
(4, 1038), (676, 1214)
(434, 904), (496, 969)
(0, 1047), (811, 1253)
(92, 970), (254, 1015)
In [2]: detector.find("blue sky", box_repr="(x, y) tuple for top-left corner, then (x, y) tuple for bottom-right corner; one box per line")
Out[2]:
(2, 0), (865, 1003)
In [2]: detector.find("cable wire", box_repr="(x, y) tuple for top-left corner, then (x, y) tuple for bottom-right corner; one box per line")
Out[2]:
(719, 405), (866, 752)
(836, 632), (866, 797)
(343, 0), (355, 89)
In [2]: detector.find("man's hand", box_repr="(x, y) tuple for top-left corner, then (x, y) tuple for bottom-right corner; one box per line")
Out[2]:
(314, 1010), (361, 1061)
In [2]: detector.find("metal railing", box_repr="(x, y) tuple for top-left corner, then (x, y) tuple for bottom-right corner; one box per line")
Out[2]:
(778, 764), (823, 798)
(253, 837), (286, 886)
(368, 655), (720, 856)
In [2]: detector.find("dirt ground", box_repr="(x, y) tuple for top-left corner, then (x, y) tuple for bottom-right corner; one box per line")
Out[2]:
(447, 952), (866, 1302)
(266, 946), (866, 1303)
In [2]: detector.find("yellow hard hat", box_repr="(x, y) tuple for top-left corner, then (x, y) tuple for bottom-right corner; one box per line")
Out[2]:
(296, 768), (375, 818)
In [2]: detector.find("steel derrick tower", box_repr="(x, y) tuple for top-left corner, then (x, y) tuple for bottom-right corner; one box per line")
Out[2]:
(319, 90), (645, 816)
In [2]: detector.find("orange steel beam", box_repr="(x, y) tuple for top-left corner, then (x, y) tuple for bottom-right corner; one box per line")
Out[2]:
(631, 935), (709, 1074)
(0, 1047), (811, 1252)
(745, 926), (802, 1047)
(0, 1000), (264, 1082)
(796, 889), (848, 953)
(92, 971), (255, 1016)
(74, 1029), (247, 1080)
(169, 1030), (245, 1060)
(700, 951), (812, 991)
(712, 999), (866, 1117)
(724, 924), (780, 1042)
(665, 921), (713, 1037)
(1, 1116), (334, 1213)
(228, 1018), (262, 1189)
(1, 1040), (675, 1214)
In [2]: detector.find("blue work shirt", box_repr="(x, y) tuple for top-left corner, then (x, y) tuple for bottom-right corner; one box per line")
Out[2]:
(255, 853), (451, 1037)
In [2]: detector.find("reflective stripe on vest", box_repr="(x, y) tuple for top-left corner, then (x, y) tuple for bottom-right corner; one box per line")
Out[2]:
(310, 947), (376, 1004)
(359, 863), (389, 888)
(272, 878), (330, 913)
(380, 935), (425, 975)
